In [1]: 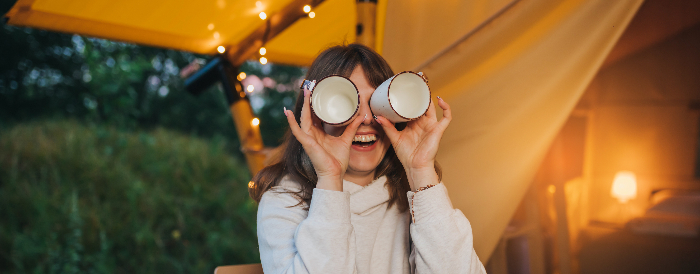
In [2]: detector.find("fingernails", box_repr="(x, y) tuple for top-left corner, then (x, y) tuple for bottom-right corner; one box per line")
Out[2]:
(283, 107), (288, 117)
(375, 116), (382, 124)
(437, 96), (442, 100)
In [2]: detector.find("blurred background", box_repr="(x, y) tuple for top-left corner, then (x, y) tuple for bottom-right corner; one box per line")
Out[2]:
(0, 0), (304, 272)
(2, 0), (700, 273)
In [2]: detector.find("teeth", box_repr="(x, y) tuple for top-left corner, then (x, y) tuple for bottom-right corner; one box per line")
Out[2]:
(353, 134), (377, 142)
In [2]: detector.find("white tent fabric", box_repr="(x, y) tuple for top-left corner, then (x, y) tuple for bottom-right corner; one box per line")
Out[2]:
(381, 0), (644, 261)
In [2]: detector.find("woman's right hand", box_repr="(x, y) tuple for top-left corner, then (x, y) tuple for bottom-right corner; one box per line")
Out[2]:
(284, 86), (365, 191)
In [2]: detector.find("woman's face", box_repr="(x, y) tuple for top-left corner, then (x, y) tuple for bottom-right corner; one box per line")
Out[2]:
(323, 65), (391, 177)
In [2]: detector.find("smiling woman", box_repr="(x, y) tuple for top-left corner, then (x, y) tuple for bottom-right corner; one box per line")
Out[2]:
(249, 44), (486, 274)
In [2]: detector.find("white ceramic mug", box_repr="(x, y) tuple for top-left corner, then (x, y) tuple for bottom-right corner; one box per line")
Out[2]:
(370, 71), (431, 123)
(303, 75), (360, 126)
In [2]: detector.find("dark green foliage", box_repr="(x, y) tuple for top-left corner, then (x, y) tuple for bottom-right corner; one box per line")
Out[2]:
(0, 1), (307, 271)
(1, 0), (304, 149)
(0, 121), (260, 273)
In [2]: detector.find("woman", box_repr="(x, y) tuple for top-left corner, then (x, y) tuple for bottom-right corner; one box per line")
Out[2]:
(250, 44), (485, 274)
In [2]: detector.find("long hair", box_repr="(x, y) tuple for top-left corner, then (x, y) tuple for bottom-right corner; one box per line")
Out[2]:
(249, 43), (441, 212)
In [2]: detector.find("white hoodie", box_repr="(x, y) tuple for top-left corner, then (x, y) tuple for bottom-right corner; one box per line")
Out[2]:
(256, 176), (486, 274)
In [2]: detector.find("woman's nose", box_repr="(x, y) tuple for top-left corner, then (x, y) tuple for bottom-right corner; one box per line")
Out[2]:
(357, 100), (374, 125)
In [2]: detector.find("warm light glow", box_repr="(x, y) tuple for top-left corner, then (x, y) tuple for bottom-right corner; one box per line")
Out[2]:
(308, 11), (315, 18)
(611, 171), (637, 203)
(548, 185), (555, 194)
(303, 5), (311, 13)
(213, 31), (220, 39)
(217, 46), (225, 53)
(251, 118), (260, 127)
(246, 85), (254, 92)
(207, 23), (214, 30)
(259, 56), (268, 64)
(248, 181), (255, 188)
(259, 12), (267, 20)
(259, 47), (266, 56)
(255, 1), (263, 8)
(237, 72), (247, 81)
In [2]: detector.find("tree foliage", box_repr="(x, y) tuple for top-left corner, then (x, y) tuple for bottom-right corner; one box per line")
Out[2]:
(0, 0), (303, 148)
(1, 0), (308, 272)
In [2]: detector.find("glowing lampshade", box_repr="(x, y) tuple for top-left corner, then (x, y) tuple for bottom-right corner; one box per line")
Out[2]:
(611, 171), (637, 203)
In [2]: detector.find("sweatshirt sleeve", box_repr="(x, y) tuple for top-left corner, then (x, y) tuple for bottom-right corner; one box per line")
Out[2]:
(407, 183), (486, 274)
(257, 186), (357, 274)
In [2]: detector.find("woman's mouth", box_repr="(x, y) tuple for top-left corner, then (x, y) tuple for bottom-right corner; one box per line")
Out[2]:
(352, 134), (377, 148)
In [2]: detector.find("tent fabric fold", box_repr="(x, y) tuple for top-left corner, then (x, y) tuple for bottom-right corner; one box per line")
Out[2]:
(381, 0), (643, 260)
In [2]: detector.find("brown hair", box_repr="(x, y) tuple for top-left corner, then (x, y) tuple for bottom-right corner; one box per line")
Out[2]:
(249, 43), (440, 212)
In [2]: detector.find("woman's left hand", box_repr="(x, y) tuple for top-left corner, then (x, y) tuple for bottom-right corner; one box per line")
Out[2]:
(375, 97), (451, 191)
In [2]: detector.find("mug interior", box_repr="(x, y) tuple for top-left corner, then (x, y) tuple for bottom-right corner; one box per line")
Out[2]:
(311, 76), (359, 124)
(388, 73), (430, 119)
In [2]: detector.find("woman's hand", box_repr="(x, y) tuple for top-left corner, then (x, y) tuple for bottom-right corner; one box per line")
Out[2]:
(284, 87), (365, 191)
(375, 97), (451, 191)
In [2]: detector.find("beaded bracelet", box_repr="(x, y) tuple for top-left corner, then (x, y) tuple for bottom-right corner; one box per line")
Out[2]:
(411, 184), (437, 223)
(415, 184), (437, 192)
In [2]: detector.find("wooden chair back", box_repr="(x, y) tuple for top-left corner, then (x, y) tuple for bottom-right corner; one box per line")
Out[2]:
(214, 263), (264, 274)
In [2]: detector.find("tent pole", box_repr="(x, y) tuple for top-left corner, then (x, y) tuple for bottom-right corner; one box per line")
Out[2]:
(218, 61), (267, 176)
(356, 0), (377, 49)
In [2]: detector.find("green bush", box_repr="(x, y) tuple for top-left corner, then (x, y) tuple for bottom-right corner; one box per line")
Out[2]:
(0, 120), (259, 273)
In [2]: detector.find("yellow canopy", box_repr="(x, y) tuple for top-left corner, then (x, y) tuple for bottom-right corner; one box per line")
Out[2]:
(5, 0), (644, 262)
(5, 0), (358, 66)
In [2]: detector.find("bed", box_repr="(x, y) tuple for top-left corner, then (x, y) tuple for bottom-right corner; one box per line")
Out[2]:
(578, 189), (700, 274)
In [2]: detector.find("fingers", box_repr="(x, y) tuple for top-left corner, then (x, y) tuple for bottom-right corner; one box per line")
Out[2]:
(284, 107), (312, 144)
(299, 87), (313, 132)
(424, 97), (437, 120)
(374, 115), (400, 144)
(436, 96), (452, 131)
(340, 114), (367, 143)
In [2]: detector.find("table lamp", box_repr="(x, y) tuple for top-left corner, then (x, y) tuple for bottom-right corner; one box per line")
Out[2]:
(611, 171), (637, 203)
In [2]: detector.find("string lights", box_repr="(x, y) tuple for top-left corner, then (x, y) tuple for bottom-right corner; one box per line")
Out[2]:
(304, 4), (315, 18)
(251, 118), (260, 127)
(217, 46), (225, 53)
(237, 72), (247, 81)
(254, 4), (319, 65)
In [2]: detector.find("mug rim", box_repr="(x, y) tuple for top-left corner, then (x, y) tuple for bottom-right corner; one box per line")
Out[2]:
(307, 74), (361, 126)
(386, 71), (431, 121)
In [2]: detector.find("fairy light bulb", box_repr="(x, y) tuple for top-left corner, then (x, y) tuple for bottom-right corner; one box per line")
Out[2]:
(259, 56), (268, 65)
(251, 118), (260, 127)
(237, 72), (247, 81)
(303, 5), (311, 13)
(308, 11), (315, 18)
(259, 47), (266, 56)
(259, 12), (267, 20)
(217, 46), (225, 53)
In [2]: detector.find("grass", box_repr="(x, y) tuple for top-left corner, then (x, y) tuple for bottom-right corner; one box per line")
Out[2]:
(0, 120), (259, 273)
